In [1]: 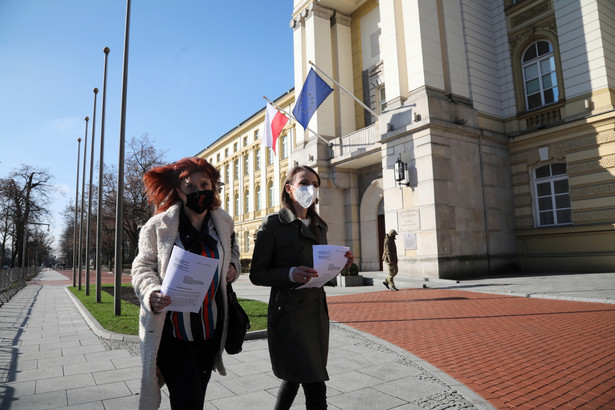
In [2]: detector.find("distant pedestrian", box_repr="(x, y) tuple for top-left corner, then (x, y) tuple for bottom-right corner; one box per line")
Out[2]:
(382, 229), (399, 291)
(131, 157), (240, 410)
(250, 165), (354, 410)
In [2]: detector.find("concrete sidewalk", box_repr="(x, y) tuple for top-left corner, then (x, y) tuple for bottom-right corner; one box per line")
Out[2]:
(1, 269), (613, 409)
(1, 270), (492, 409)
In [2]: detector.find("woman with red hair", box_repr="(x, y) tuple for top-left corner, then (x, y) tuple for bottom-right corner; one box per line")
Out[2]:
(132, 157), (240, 410)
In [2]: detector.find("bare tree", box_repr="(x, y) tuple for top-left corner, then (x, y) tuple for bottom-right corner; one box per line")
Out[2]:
(0, 166), (54, 267)
(102, 134), (167, 265)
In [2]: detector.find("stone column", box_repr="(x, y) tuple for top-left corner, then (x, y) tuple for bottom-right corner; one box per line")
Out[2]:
(331, 12), (355, 137)
(379, 0), (409, 109)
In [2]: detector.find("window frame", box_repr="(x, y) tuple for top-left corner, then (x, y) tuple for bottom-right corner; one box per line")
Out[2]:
(521, 40), (560, 111)
(532, 162), (572, 227)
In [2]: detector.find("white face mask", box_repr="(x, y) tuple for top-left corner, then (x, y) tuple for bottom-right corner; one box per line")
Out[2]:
(291, 185), (318, 209)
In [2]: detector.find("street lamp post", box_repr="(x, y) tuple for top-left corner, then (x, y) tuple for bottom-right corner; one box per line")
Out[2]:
(78, 116), (89, 290)
(96, 47), (110, 303)
(85, 88), (99, 295)
(73, 137), (82, 286)
(114, 0), (131, 316)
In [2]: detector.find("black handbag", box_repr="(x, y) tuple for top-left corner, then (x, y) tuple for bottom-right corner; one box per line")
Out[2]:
(225, 283), (250, 354)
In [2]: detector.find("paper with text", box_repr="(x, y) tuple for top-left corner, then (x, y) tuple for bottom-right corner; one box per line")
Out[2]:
(297, 245), (349, 289)
(160, 246), (218, 313)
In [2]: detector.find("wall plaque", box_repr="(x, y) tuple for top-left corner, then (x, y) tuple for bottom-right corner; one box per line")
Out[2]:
(399, 209), (420, 232)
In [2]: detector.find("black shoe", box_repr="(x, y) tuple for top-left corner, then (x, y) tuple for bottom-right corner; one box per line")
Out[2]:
(391, 287), (399, 291)
(382, 281), (390, 289)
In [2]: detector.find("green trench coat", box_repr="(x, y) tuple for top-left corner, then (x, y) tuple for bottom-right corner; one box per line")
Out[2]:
(250, 207), (329, 383)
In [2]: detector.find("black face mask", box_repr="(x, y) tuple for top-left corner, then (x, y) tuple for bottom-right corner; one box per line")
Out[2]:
(184, 190), (214, 214)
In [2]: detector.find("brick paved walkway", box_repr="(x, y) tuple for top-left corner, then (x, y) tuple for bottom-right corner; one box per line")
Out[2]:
(327, 288), (615, 409)
(28, 270), (133, 286)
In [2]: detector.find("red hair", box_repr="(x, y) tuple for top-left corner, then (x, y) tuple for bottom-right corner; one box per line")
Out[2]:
(143, 157), (221, 214)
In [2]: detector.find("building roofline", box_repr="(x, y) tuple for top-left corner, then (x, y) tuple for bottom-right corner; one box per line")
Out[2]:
(194, 87), (295, 158)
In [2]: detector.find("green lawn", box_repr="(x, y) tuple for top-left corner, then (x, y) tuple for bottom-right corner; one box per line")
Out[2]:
(69, 284), (268, 336)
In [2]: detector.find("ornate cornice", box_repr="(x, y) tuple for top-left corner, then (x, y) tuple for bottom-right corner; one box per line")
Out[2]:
(307, 3), (335, 20)
(509, 17), (557, 51)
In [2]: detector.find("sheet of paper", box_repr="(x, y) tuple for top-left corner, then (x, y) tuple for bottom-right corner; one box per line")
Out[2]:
(297, 245), (349, 289)
(160, 246), (218, 313)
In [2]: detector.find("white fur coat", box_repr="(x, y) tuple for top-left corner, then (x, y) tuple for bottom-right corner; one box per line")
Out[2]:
(131, 203), (240, 410)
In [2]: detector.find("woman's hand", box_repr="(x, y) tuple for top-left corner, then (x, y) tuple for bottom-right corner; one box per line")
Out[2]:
(150, 291), (171, 313)
(226, 263), (237, 283)
(344, 251), (354, 268)
(292, 266), (318, 284)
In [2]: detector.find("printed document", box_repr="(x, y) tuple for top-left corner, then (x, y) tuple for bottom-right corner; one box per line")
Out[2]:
(297, 245), (349, 289)
(160, 246), (218, 313)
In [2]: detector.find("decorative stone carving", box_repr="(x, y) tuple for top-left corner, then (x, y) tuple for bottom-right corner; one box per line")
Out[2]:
(551, 131), (615, 159)
(568, 156), (615, 176)
(573, 208), (615, 223)
(510, 1), (551, 28)
(569, 183), (615, 200)
(332, 13), (351, 27)
(307, 3), (335, 20)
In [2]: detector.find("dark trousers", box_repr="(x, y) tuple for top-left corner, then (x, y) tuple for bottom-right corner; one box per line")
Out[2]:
(157, 323), (218, 410)
(274, 380), (327, 410)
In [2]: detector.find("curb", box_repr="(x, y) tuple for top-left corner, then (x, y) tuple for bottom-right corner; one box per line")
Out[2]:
(65, 287), (140, 343)
(65, 287), (269, 342)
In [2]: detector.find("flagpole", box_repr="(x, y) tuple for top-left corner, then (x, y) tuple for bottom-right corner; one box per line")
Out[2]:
(308, 60), (379, 118)
(263, 96), (333, 147)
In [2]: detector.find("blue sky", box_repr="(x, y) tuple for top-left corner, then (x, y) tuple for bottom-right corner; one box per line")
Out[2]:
(0, 1), (295, 250)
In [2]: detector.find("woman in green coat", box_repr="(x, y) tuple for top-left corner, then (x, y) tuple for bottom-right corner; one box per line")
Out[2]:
(250, 165), (353, 410)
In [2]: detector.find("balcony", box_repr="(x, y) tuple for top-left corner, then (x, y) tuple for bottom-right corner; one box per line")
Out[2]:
(330, 123), (381, 168)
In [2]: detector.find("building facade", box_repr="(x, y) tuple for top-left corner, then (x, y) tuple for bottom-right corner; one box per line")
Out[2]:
(198, 0), (615, 279)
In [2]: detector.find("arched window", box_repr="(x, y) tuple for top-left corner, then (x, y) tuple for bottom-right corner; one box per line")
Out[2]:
(234, 192), (239, 216)
(255, 148), (261, 171)
(256, 185), (262, 210)
(234, 160), (239, 179)
(533, 163), (571, 226)
(281, 135), (288, 159)
(268, 180), (275, 208)
(244, 188), (250, 213)
(225, 195), (230, 212)
(225, 165), (230, 184)
(244, 154), (250, 174)
(522, 40), (559, 110)
(267, 148), (274, 165)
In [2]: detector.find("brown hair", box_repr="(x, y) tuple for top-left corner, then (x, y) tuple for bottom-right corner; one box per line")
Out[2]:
(143, 157), (221, 214)
(281, 165), (326, 229)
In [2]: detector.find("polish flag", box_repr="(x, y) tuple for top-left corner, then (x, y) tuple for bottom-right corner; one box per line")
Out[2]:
(263, 102), (289, 154)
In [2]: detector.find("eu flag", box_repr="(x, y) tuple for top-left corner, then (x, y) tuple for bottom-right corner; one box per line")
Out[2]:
(292, 68), (333, 130)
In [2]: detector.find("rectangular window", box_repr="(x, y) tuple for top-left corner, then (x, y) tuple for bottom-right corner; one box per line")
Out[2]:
(281, 136), (288, 159)
(534, 164), (572, 226)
